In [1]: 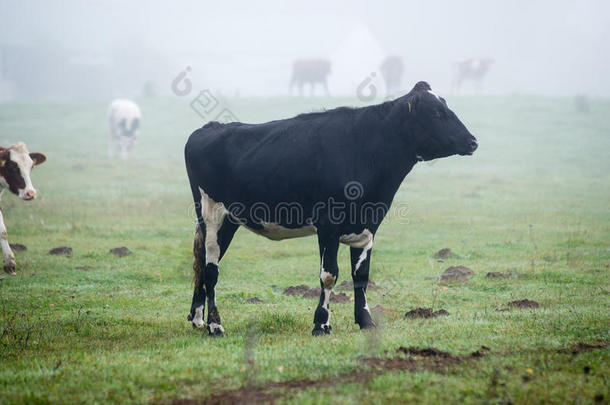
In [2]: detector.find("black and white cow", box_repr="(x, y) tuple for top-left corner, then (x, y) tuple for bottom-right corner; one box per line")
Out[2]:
(452, 58), (494, 93)
(184, 81), (477, 336)
(0, 142), (46, 274)
(108, 99), (141, 159)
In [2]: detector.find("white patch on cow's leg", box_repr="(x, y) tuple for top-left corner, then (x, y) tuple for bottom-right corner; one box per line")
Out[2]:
(0, 209), (16, 275)
(313, 247), (336, 334)
(208, 322), (225, 335)
(362, 291), (371, 317)
(192, 305), (204, 328)
(353, 238), (373, 275)
(198, 188), (228, 336)
(198, 187), (227, 266)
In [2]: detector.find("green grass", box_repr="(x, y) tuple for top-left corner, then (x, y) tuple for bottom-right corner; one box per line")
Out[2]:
(0, 95), (609, 404)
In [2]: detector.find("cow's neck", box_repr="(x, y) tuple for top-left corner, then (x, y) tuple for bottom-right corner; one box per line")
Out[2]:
(354, 105), (418, 201)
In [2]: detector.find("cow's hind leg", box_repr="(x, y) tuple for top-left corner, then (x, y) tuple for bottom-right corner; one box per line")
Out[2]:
(312, 232), (339, 336)
(350, 239), (375, 329)
(188, 223), (206, 327)
(203, 217), (238, 337)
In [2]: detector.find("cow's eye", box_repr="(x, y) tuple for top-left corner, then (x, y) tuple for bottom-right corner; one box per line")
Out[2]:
(435, 110), (442, 118)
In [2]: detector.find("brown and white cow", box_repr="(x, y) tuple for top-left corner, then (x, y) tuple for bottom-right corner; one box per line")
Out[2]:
(0, 142), (46, 274)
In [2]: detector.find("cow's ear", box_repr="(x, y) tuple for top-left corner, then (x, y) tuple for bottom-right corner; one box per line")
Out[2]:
(30, 153), (46, 166)
(0, 150), (9, 167)
(406, 94), (420, 114)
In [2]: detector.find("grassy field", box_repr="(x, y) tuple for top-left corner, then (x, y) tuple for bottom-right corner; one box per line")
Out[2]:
(0, 93), (608, 404)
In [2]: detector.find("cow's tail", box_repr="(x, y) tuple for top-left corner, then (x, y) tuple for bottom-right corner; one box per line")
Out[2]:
(185, 148), (205, 291)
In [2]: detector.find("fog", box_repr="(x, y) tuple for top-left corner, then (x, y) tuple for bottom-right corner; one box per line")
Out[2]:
(1, 0), (609, 101)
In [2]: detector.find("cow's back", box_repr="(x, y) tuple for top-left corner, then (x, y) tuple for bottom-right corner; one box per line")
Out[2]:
(108, 99), (141, 127)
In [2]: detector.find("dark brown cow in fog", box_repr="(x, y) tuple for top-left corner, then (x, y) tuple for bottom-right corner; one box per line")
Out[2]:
(452, 58), (494, 93)
(289, 59), (331, 97)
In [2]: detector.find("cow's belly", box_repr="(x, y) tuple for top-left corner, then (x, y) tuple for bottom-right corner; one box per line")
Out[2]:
(244, 222), (317, 241)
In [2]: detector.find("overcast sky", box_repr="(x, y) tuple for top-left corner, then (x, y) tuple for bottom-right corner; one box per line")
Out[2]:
(1, 0), (609, 99)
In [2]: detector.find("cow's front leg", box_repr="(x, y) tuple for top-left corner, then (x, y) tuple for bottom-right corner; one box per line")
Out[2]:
(350, 237), (375, 329)
(312, 232), (339, 336)
(0, 207), (16, 275)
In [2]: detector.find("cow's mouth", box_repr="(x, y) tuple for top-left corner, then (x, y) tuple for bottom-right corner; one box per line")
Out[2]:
(459, 138), (478, 156)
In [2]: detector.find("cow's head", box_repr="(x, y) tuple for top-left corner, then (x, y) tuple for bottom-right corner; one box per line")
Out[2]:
(0, 142), (46, 200)
(404, 81), (477, 161)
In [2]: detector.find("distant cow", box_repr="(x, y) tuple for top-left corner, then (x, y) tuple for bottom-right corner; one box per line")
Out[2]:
(380, 56), (404, 96)
(0, 142), (46, 274)
(184, 81), (478, 336)
(289, 59), (331, 97)
(452, 58), (494, 93)
(107, 99), (141, 159)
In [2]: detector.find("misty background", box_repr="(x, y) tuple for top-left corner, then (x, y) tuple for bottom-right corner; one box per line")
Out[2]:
(1, 0), (609, 102)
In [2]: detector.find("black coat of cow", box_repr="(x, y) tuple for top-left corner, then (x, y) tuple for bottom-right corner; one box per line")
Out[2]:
(185, 81), (478, 336)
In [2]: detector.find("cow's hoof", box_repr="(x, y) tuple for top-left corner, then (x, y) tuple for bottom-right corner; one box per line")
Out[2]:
(3, 263), (16, 275)
(190, 305), (204, 329)
(208, 323), (225, 337)
(312, 325), (331, 336)
(358, 322), (376, 330)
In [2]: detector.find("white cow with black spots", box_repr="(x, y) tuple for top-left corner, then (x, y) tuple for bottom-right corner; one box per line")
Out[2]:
(0, 142), (46, 274)
(107, 99), (141, 159)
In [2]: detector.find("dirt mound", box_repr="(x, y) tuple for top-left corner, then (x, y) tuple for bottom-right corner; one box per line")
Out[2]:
(109, 247), (132, 257)
(371, 304), (395, 313)
(405, 308), (449, 319)
(284, 285), (350, 303)
(397, 346), (455, 358)
(363, 345), (487, 374)
(434, 248), (454, 259)
(329, 292), (350, 303)
(439, 266), (474, 283)
(283, 285), (310, 296)
(74, 265), (94, 271)
(48, 247), (72, 256)
(559, 342), (609, 355)
(174, 346), (487, 405)
(486, 271), (511, 278)
(336, 280), (379, 290)
(507, 299), (539, 308)
(246, 297), (263, 304)
(9, 244), (27, 252)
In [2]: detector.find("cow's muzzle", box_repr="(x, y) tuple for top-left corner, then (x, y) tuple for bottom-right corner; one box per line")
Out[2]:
(20, 189), (36, 200)
(461, 137), (478, 155)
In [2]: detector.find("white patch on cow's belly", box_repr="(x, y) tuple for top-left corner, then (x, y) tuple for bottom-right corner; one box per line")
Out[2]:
(339, 229), (373, 248)
(246, 222), (317, 241)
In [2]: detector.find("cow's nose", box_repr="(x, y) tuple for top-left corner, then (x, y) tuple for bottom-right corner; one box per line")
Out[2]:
(23, 190), (36, 200)
(468, 138), (478, 152)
